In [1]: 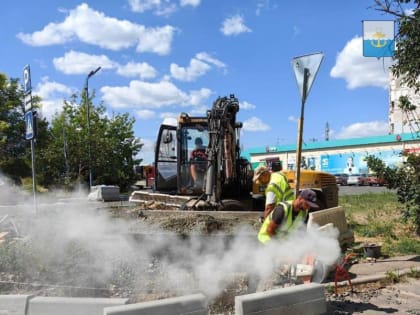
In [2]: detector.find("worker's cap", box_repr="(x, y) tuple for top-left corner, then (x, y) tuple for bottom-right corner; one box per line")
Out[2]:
(252, 165), (269, 182)
(195, 137), (203, 145)
(299, 189), (320, 209)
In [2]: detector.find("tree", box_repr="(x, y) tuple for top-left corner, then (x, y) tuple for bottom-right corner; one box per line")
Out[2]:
(368, 1), (420, 235)
(0, 73), (49, 184)
(40, 91), (142, 191)
(372, 0), (420, 92)
(366, 154), (420, 235)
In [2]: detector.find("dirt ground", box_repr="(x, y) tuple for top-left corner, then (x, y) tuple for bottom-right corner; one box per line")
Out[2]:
(1, 201), (419, 315)
(109, 204), (420, 314)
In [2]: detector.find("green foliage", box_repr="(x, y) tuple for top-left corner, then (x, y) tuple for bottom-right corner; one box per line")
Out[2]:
(366, 154), (420, 235)
(39, 91), (142, 191)
(0, 72), (143, 192)
(385, 270), (402, 284)
(373, 0), (420, 92)
(355, 221), (395, 238)
(388, 236), (420, 254)
(342, 192), (420, 256)
(0, 74), (49, 182)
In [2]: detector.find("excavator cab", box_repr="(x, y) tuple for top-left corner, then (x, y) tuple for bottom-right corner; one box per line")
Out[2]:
(154, 117), (209, 195)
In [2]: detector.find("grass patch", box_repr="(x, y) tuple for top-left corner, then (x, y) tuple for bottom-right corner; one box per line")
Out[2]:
(341, 191), (420, 257)
(354, 221), (394, 238)
(387, 237), (420, 255)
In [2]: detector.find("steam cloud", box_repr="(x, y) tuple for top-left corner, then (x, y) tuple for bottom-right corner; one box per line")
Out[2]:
(0, 176), (341, 300)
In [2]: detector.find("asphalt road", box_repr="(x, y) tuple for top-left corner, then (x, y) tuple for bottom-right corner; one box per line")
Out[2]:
(338, 185), (393, 196)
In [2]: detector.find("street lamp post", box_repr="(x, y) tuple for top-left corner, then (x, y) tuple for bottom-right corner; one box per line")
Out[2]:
(85, 66), (101, 191)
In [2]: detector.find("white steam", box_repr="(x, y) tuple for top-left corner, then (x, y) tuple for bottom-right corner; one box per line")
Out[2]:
(0, 178), (341, 300)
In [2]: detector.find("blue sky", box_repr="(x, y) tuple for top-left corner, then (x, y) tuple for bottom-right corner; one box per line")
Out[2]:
(1, 0), (402, 164)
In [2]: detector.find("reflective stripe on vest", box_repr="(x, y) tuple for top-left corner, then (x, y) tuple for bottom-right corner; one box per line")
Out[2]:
(257, 201), (307, 244)
(265, 172), (294, 204)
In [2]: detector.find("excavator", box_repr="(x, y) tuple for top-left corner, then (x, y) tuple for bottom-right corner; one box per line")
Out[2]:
(129, 94), (339, 211)
(130, 94), (254, 210)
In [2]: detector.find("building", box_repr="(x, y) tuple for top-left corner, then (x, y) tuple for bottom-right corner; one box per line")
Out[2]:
(243, 132), (420, 175)
(243, 71), (420, 174)
(389, 72), (420, 136)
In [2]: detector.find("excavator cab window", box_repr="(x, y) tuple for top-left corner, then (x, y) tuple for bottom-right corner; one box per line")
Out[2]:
(179, 125), (208, 192)
(155, 125), (177, 192)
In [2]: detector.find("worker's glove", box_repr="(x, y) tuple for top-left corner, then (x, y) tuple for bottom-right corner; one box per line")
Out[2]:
(259, 216), (264, 223)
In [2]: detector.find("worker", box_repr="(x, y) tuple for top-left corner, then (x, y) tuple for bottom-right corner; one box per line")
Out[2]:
(258, 189), (320, 244)
(252, 165), (294, 220)
(190, 137), (207, 188)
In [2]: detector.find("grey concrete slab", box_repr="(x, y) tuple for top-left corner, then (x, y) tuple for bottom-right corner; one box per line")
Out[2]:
(0, 295), (33, 315)
(235, 283), (326, 315)
(104, 293), (207, 315)
(28, 296), (128, 315)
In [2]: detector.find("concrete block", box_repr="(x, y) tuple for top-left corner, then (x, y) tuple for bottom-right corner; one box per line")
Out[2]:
(235, 283), (326, 315)
(307, 206), (354, 247)
(28, 296), (128, 315)
(0, 295), (33, 315)
(104, 293), (207, 315)
(88, 185), (120, 201)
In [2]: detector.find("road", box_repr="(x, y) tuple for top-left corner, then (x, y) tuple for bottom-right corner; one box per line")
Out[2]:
(338, 185), (393, 196)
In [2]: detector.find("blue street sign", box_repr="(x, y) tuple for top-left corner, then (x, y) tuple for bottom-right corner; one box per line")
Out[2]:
(25, 111), (34, 140)
(23, 65), (32, 95)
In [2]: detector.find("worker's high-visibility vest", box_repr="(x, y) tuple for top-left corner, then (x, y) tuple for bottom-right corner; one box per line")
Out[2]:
(265, 172), (294, 205)
(258, 201), (307, 244)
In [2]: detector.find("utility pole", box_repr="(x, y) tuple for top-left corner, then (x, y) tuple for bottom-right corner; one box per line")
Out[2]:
(85, 66), (101, 191)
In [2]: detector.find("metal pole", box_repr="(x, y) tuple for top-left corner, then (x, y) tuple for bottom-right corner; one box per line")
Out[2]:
(30, 138), (37, 213)
(85, 67), (101, 191)
(295, 68), (309, 197)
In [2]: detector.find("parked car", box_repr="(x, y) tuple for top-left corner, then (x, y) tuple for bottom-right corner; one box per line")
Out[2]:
(334, 173), (348, 185)
(366, 174), (387, 186)
(347, 173), (368, 186)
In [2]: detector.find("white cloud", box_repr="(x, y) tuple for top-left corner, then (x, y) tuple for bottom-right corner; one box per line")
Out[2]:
(135, 109), (156, 120)
(288, 115), (298, 123)
(33, 77), (74, 121)
(189, 105), (208, 116)
(334, 121), (389, 139)
(128, 0), (200, 15)
(330, 36), (394, 89)
(54, 50), (157, 79)
(255, 0), (270, 15)
(220, 15), (252, 36)
(196, 52), (226, 68)
(240, 101), (256, 110)
(242, 117), (270, 132)
(128, 0), (177, 16)
(17, 3), (176, 55)
(136, 137), (155, 164)
(128, 0), (160, 12)
(53, 50), (114, 75)
(101, 80), (212, 109)
(136, 25), (177, 54)
(116, 62), (157, 79)
(170, 59), (210, 82)
(170, 52), (226, 82)
(180, 0), (201, 7)
(188, 88), (212, 106)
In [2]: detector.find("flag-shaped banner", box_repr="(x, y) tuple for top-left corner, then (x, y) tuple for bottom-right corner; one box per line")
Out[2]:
(363, 20), (395, 57)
